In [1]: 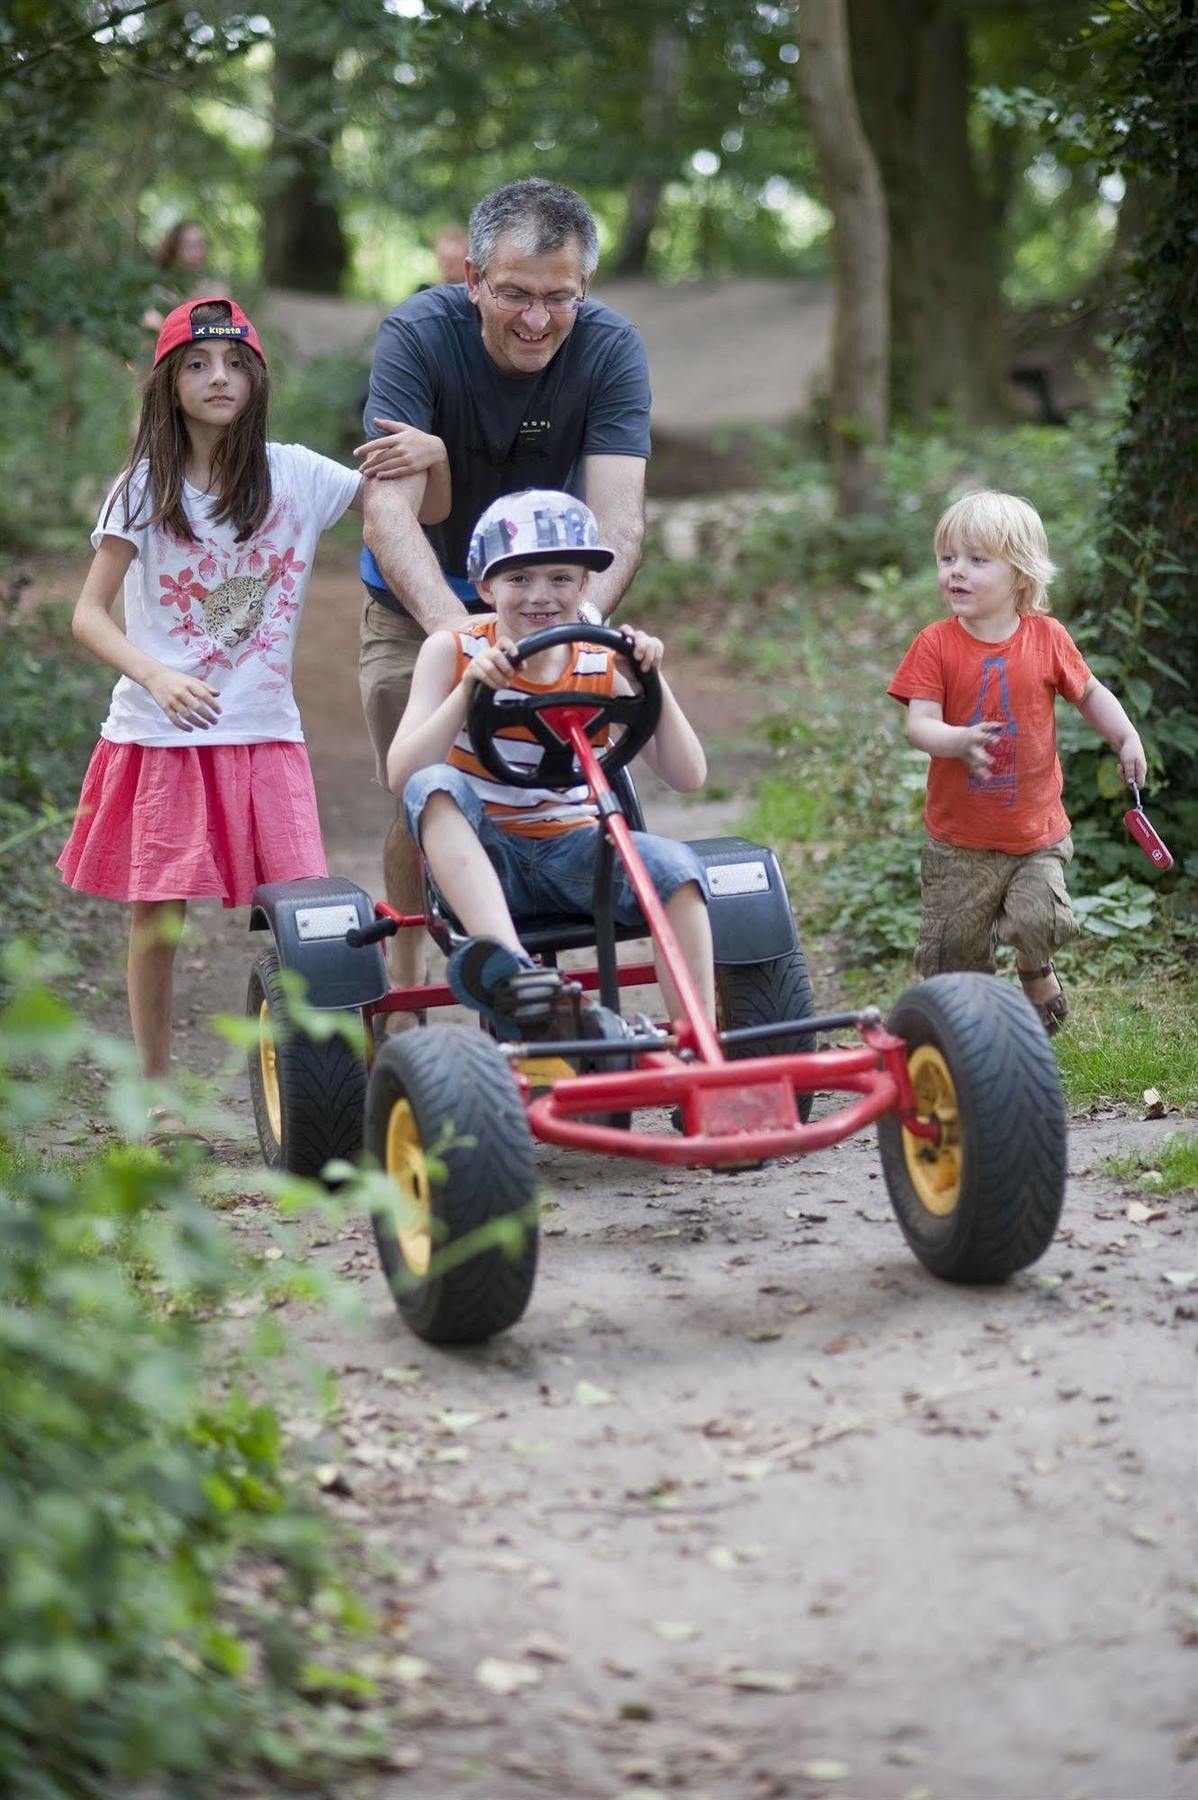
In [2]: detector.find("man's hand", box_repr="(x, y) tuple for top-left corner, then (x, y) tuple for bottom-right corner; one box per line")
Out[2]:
(462, 636), (519, 691)
(355, 418), (448, 481)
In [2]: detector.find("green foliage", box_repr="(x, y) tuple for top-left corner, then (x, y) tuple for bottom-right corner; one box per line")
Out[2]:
(1104, 1130), (1198, 1195)
(0, 578), (113, 938)
(0, 946), (392, 1794)
(1052, 979), (1198, 1111)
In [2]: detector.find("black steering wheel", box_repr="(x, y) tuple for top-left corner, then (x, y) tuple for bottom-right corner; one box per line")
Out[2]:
(467, 624), (662, 790)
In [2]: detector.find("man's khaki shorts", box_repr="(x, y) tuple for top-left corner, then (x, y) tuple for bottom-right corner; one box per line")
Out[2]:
(359, 594), (427, 788)
(916, 834), (1078, 976)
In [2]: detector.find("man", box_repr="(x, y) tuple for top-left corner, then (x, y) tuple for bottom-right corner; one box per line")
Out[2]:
(356, 178), (652, 1009)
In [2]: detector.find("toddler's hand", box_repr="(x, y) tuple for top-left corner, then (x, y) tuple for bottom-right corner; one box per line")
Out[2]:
(354, 420), (447, 480)
(1117, 733), (1147, 788)
(463, 636), (518, 691)
(958, 720), (1003, 778)
(618, 625), (664, 675)
(147, 669), (221, 732)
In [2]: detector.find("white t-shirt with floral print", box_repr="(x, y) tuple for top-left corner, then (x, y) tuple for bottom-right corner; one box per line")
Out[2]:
(93, 443), (361, 747)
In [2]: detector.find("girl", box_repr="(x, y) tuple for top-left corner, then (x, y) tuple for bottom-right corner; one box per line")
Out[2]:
(59, 295), (449, 1143)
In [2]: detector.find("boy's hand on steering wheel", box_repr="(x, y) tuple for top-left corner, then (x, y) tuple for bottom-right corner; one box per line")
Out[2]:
(462, 635), (519, 691)
(617, 625), (664, 675)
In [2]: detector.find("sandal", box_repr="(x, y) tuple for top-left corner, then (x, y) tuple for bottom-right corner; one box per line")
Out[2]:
(1017, 963), (1069, 1036)
(144, 1106), (215, 1158)
(447, 937), (563, 1041)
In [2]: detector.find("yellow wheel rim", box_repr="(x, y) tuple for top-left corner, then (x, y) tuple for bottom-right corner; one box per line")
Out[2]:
(384, 1098), (432, 1278)
(902, 1045), (962, 1217)
(258, 1001), (282, 1145)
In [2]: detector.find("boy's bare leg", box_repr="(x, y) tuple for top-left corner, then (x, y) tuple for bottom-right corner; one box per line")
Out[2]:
(128, 899), (185, 1080)
(418, 792), (524, 953)
(655, 884), (715, 1023)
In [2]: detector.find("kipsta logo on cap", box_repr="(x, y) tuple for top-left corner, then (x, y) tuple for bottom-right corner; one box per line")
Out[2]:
(467, 488), (615, 584)
(153, 296), (266, 368)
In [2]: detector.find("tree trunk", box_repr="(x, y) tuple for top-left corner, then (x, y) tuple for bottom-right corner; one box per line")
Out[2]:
(849, 0), (1007, 423)
(261, 45), (347, 294)
(613, 28), (687, 276)
(798, 0), (890, 515)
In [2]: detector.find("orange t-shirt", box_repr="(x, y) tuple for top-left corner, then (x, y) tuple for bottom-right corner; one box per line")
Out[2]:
(888, 614), (1091, 853)
(447, 620), (616, 839)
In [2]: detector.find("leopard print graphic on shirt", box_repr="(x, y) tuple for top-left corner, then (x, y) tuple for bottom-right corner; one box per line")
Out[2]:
(199, 573), (273, 649)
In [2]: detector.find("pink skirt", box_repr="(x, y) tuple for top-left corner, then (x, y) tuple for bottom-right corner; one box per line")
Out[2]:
(57, 740), (329, 908)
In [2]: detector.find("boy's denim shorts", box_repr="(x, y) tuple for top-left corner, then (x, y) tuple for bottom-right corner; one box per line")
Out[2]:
(404, 765), (706, 927)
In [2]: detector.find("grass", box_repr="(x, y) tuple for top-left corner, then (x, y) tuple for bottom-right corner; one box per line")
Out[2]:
(1103, 1131), (1198, 1196)
(1049, 979), (1198, 1112)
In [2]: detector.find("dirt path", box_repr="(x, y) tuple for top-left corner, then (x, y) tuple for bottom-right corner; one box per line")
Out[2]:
(53, 543), (1196, 1799)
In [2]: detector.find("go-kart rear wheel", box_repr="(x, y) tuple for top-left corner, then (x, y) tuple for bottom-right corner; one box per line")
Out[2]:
(365, 1026), (538, 1344)
(877, 973), (1066, 1283)
(247, 948), (367, 1179)
(716, 947), (816, 1123)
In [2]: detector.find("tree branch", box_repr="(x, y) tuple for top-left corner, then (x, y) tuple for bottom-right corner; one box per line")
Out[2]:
(2, 0), (184, 81)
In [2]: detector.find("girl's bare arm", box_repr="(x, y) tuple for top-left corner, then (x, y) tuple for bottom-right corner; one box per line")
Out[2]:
(73, 536), (221, 731)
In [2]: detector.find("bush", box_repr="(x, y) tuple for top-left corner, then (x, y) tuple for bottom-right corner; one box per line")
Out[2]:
(0, 948), (387, 1794)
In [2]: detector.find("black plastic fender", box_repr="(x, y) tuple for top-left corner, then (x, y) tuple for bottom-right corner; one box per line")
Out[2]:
(249, 876), (389, 1009)
(685, 837), (799, 965)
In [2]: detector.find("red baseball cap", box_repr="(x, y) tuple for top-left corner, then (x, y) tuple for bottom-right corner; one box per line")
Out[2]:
(153, 296), (266, 368)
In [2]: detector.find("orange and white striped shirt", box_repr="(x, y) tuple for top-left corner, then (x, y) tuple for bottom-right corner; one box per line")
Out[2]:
(448, 620), (616, 838)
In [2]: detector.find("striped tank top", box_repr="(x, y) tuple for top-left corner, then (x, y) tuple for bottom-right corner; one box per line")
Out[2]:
(448, 620), (617, 839)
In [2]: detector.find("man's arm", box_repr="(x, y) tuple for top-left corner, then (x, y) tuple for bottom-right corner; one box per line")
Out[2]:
(578, 454), (646, 620)
(362, 477), (470, 635)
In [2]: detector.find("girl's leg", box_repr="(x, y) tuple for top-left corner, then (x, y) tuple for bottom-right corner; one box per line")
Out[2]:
(420, 791), (524, 952)
(128, 900), (186, 1079)
(657, 881), (716, 1022)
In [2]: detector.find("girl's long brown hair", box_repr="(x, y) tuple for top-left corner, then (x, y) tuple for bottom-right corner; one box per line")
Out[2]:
(108, 301), (271, 544)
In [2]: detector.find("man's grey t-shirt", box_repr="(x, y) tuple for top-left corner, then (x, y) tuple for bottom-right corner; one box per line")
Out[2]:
(359, 284), (651, 608)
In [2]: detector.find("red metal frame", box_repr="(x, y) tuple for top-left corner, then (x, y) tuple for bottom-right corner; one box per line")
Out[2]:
(359, 710), (936, 1168)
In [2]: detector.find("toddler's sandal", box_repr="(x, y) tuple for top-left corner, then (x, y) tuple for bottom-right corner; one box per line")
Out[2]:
(144, 1105), (215, 1158)
(1017, 963), (1069, 1036)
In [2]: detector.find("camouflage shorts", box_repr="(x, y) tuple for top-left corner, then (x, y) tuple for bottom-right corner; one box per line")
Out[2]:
(915, 834), (1078, 977)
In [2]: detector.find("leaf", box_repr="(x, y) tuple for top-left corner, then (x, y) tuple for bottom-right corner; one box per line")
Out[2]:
(798, 1761), (851, 1781)
(746, 1328), (782, 1343)
(574, 1379), (616, 1407)
(435, 1409), (483, 1433)
(726, 1667), (799, 1693)
(1163, 1271), (1196, 1289)
(653, 1620), (700, 1642)
(475, 1657), (541, 1695)
(1127, 1200), (1165, 1223)
(1143, 1088), (1166, 1119)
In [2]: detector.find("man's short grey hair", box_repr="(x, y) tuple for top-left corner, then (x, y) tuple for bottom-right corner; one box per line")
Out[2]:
(468, 179), (600, 280)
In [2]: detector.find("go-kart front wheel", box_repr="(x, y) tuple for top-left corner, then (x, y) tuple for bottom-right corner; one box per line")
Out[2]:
(365, 1026), (539, 1344)
(878, 973), (1066, 1283)
(247, 948), (367, 1178)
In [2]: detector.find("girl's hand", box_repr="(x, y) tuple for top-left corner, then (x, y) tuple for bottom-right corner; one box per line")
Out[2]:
(1117, 732), (1147, 787)
(957, 720), (1003, 778)
(354, 420), (448, 481)
(617, 625), (664, 675)
(146, 668), (222, 731)
(462, 636), (518, 691)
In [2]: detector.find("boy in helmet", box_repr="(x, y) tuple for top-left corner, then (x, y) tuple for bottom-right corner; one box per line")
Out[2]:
(386, 489), (713, 1035)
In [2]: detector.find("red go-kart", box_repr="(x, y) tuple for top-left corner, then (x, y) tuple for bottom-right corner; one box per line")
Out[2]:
(246, 625), (1067, 1344)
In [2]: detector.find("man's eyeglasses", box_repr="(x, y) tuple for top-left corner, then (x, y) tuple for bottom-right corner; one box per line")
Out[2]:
(479, 273), (587, 317)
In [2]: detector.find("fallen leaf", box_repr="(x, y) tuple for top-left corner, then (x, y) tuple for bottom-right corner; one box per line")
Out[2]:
(653, 1619), (700, 1642)
(1128, 1200), (1166, 1224)
(574, 1379), (616, 1407)
(391, 1655), (432, 1685)
(726, 1668), (798, 1693)
(314, 1463), (353, 1497)
(475, 1657), (541, 1695)
(1163, 1271), (1196, 1290)
(1130, 1524), (1161, 1547)
(705, 1546), (739, 1571)
(1143, 1087), (1166, 1119)
(746, 1328), (783, 1343)
(726, 1458), (774, 1482)
(435, 1410), (483, 1433)
(518, 1632), (568, 1662)
(798, 1760), (850, 1781)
